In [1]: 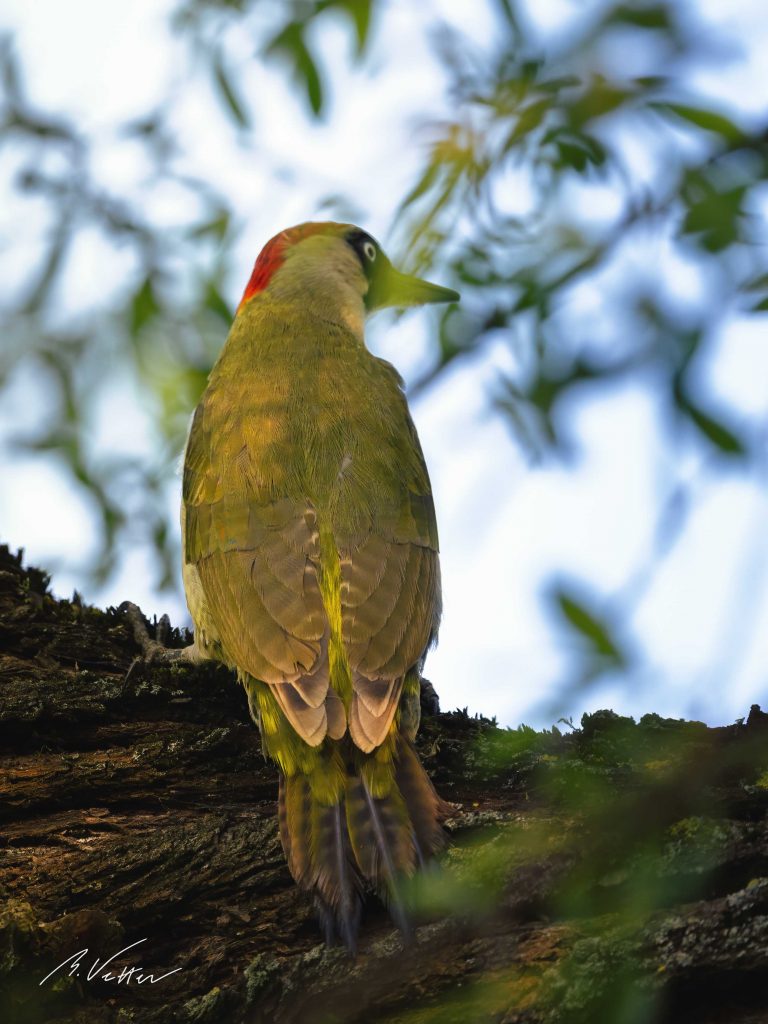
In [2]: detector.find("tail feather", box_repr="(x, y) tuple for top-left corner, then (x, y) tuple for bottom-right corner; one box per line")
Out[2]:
(344, 775), (413, 884)
(313, 799), (364, 950)
(347, 774), (414, 939)
(279, 773), (363, 947)
(278, 772), (312, 885)
(278, 733), (445, 950)
(394, 737), (449, 863)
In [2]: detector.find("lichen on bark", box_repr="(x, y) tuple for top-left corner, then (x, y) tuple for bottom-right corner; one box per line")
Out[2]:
(2, 543), (768, 1024)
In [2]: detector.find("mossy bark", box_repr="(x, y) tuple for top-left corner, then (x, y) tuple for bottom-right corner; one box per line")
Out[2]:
(2, 544), (768, 1024)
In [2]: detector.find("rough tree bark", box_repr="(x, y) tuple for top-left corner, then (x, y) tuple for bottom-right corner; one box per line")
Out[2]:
(1, 543), (768, 1024)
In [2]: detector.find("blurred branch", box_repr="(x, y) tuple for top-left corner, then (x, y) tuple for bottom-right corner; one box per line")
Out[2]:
(394, 0), (768, 709)
(1, 1), (767, 724)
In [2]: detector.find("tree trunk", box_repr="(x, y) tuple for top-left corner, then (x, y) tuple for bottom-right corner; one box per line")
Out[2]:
(2, 543), (768, 1024)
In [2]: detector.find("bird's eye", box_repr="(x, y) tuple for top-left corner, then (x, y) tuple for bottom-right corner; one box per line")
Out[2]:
(362, 241), (377, 262)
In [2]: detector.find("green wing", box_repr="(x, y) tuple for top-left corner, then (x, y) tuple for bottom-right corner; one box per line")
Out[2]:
(182, 353), (440, 753)
(183, 398), (334, 745)
(338, 369), (441, 752)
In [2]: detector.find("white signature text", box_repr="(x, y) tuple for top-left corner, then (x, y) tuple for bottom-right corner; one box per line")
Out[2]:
(40, 937), (182, 986)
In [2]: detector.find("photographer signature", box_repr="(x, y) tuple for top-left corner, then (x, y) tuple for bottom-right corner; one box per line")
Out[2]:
(40, 937), (182, 986)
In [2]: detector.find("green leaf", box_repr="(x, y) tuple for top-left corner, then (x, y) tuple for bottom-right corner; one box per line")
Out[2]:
(399, 161), (440, 211)
(682, 400), (746, 455)
(557, 141), (587, 171)
(188, 211), (231, 241)
(552, 133), (607, 173)
(334, 0), (373, 57)
(212, 52), (250, 129)
(606, 4), (671, 29)
(511, 279), (545, 314)
(130, 278), (160, 335)
(742, 272), (768, 292)
(582, 134), (608, 165)
(505, 97), (550, 147)
(494, 0), (519, 30)
(651, 102), (742, 143)
(750, 296), (768, 312)
(295, 37), (323, 115)
(680, 177), (746, 252)
(538, 75), (581, 94)
(265, 23), (324, 116)
(633, 75), (668, 89)
(204, 280), (233, 324)
(555, 590), (624, 663)
(568, 80), (631, 127)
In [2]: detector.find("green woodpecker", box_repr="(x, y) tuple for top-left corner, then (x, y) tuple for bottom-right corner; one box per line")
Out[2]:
(181, 221), (458, 948)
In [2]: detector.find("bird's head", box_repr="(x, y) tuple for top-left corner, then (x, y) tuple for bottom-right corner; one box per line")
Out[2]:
(237, 222), (459, 334)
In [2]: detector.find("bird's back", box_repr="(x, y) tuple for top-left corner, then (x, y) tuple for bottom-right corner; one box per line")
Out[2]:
(183, 298), (440, 746)
(194, 302), (431, 530)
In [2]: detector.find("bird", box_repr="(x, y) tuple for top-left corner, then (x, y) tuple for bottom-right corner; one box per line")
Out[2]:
(179, 221), (458, 949)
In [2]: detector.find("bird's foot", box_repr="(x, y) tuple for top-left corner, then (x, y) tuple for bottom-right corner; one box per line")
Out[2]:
(120, 601), (202, 683)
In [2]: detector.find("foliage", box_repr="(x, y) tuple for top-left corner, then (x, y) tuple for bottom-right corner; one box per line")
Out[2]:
(407, 703), (768, 1023)
(391, 2), (768, 698)
(1, 0), (767, 703)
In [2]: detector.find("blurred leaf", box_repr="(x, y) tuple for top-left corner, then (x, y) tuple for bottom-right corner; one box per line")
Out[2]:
(333, 0), (373, 57)
(538, 74), (581, 94)
(553, 133), (608, 172)
(634, 74), (668, 88)
(204, 279), (233, 324)
(493, 0), (521, 32)
(504, 97), (550, 147)
(749, 296), (768, 313)
(743, 272), (768, 292)
(554, 589), (625, 664)
(399, 161), (440, 211)
(653, 101), (743, 143)
(130, 278), (161, 335)
(680, 174), (747, 253)
(0, 35), (20, 97)
(265, 23), (324, 116)
(679, 397), (746, 456)
(212, 51), (250, 128)
(605, 4), (672, 30)
(122, 113), (161, 138)
(187, 211), (231, 240)
(22, 219), (71, 313)
(568, 78), (633, 127)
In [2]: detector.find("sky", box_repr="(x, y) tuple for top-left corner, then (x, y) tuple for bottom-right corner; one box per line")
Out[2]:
(2, 0), (768, 729)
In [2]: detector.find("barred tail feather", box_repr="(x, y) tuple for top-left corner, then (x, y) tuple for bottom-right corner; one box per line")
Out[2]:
(394, 736), (451, 864)
(278, 772), (312, 885)
(345, 774), (414, 938)
(277, 735), (446, 950)
(278, 772), (363, 950)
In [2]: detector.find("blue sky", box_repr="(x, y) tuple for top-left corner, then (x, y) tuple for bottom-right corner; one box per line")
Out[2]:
(2, 0), (768, 728)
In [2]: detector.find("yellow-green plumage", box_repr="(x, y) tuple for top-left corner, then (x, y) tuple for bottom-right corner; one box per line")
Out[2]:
(181, 222), (456, 947)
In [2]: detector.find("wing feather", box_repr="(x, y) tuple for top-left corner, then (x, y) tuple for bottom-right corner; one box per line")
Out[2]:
(182, 345), (441, 754)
